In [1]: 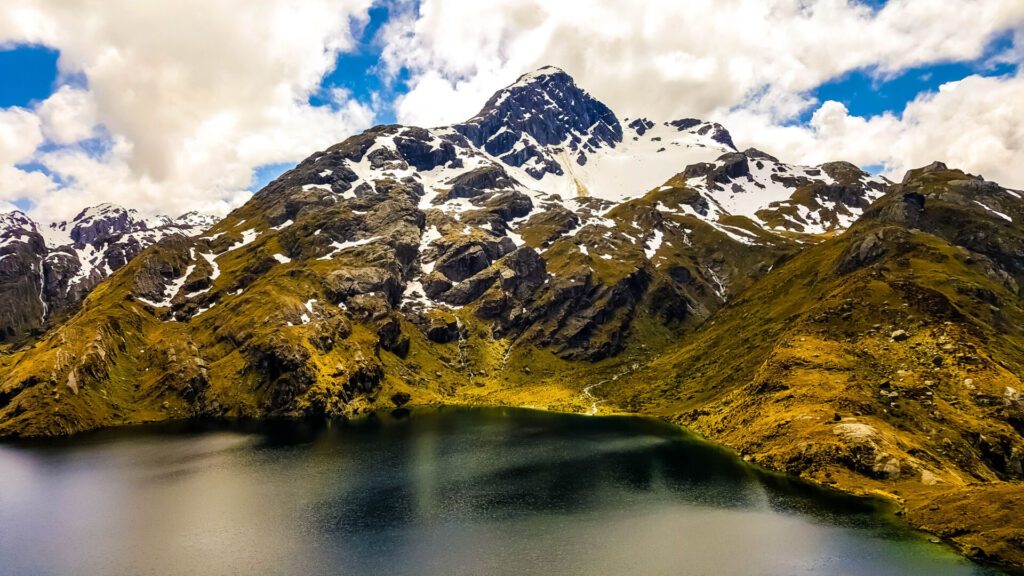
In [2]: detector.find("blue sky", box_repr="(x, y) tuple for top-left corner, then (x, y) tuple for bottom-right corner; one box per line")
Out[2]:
(1, 0), (1023, 220)
(5, 27), (1003, 122)
(0, 47), (54, 210)
(246, 3), (409, 191)
(802, 30), (1019, 122)
(0, 46), (60, 108)
(309, 3), (409, 120)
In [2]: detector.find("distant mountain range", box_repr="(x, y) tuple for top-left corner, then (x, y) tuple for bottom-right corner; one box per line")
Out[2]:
(0, 204), (216, 340)
(1, 67), (1022, 570)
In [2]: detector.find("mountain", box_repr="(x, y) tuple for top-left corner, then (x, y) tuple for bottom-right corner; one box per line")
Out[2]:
(1, 67), (1021, 569)
(0, 204), (217, 343)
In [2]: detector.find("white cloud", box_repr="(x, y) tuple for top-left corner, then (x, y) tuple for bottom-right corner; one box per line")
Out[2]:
(726, 74), (1024, 187)
(0, 106), (44, 165)
(0, 106), (56, 205)
(36, 85), (97, 144)
(0, 165), (56, 205)
(0, 0), (376, 222)
(3, 0), (1024, 221)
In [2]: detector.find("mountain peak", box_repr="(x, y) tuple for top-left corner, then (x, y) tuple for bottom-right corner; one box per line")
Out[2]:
(509, 65), (569, 86)
(174, 211), (219, 228)
(0, 210), (35, 231)
(0, 211), (40, 247)
(454, 66), (622, 179)
(464, 65), (607, 130)
(901, 160), (954, 184)
(72, 202), (137, 224)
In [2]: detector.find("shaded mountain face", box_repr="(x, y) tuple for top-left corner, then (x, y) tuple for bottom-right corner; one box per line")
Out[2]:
(453, 66), (625, 178)
(0, 212), (48, 342)
(0, 204), (217, 342)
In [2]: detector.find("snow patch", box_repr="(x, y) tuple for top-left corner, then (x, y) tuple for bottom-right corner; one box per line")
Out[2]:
(644, 229), (663, 259)
(317, 236), (381, 260)
(974, 200), (1013, 222)
(223, 229), (259, 253)
(138, 262), (196, 309)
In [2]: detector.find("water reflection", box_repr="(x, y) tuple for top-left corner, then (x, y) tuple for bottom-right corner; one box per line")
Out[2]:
(0, 407), (1003, 576)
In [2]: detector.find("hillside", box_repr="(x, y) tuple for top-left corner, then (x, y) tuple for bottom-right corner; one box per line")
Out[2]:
(605, 162), (1024, 566)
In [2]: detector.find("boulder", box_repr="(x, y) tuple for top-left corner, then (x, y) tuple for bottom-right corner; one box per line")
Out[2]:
(425, 316), (462, 344)
(376, 317), (410, 358)
(435, 244), (492, 282)
(325, 267), (401, 304)
(439, 268), (500, 306)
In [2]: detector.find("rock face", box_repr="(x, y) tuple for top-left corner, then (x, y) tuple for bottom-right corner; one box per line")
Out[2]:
(0, 204), (217, 342)
(455, 67), (623, 178)
(0, 65), (890, 428)
(0, 212), (48, 341)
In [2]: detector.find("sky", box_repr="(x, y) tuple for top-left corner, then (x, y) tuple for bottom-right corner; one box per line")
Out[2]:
(1, 0), (1023, 222)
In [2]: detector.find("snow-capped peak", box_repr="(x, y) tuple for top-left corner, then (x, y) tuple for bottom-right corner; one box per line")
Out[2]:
(0, 210), (38, 234)
(174, 211), (219, 228)
(507, 65), (569, 89)
(71, 202), (137, 224)
(32, 204), (219, 249)
(453, 66), (623, 183)
(274, 66), (890, 248)
(1, 203), (222, 338)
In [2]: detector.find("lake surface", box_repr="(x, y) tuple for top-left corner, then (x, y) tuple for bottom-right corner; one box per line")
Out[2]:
(0, 407), (1003, 576)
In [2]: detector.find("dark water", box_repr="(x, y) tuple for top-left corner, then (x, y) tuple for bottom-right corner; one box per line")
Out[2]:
(0, 408), (1003, 576)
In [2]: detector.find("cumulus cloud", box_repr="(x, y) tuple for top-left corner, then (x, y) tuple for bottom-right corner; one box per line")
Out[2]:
(0, 106), (55, 205)
(3, 0), (1024, 220)
(0, 106), (43, 165)
(0, 0), (376, 222)
(725, 73), (1024, 187)
(36, 85), (97, 144)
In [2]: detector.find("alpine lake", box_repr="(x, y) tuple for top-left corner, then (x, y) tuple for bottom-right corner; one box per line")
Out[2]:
(0, 407), (1005, 576)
